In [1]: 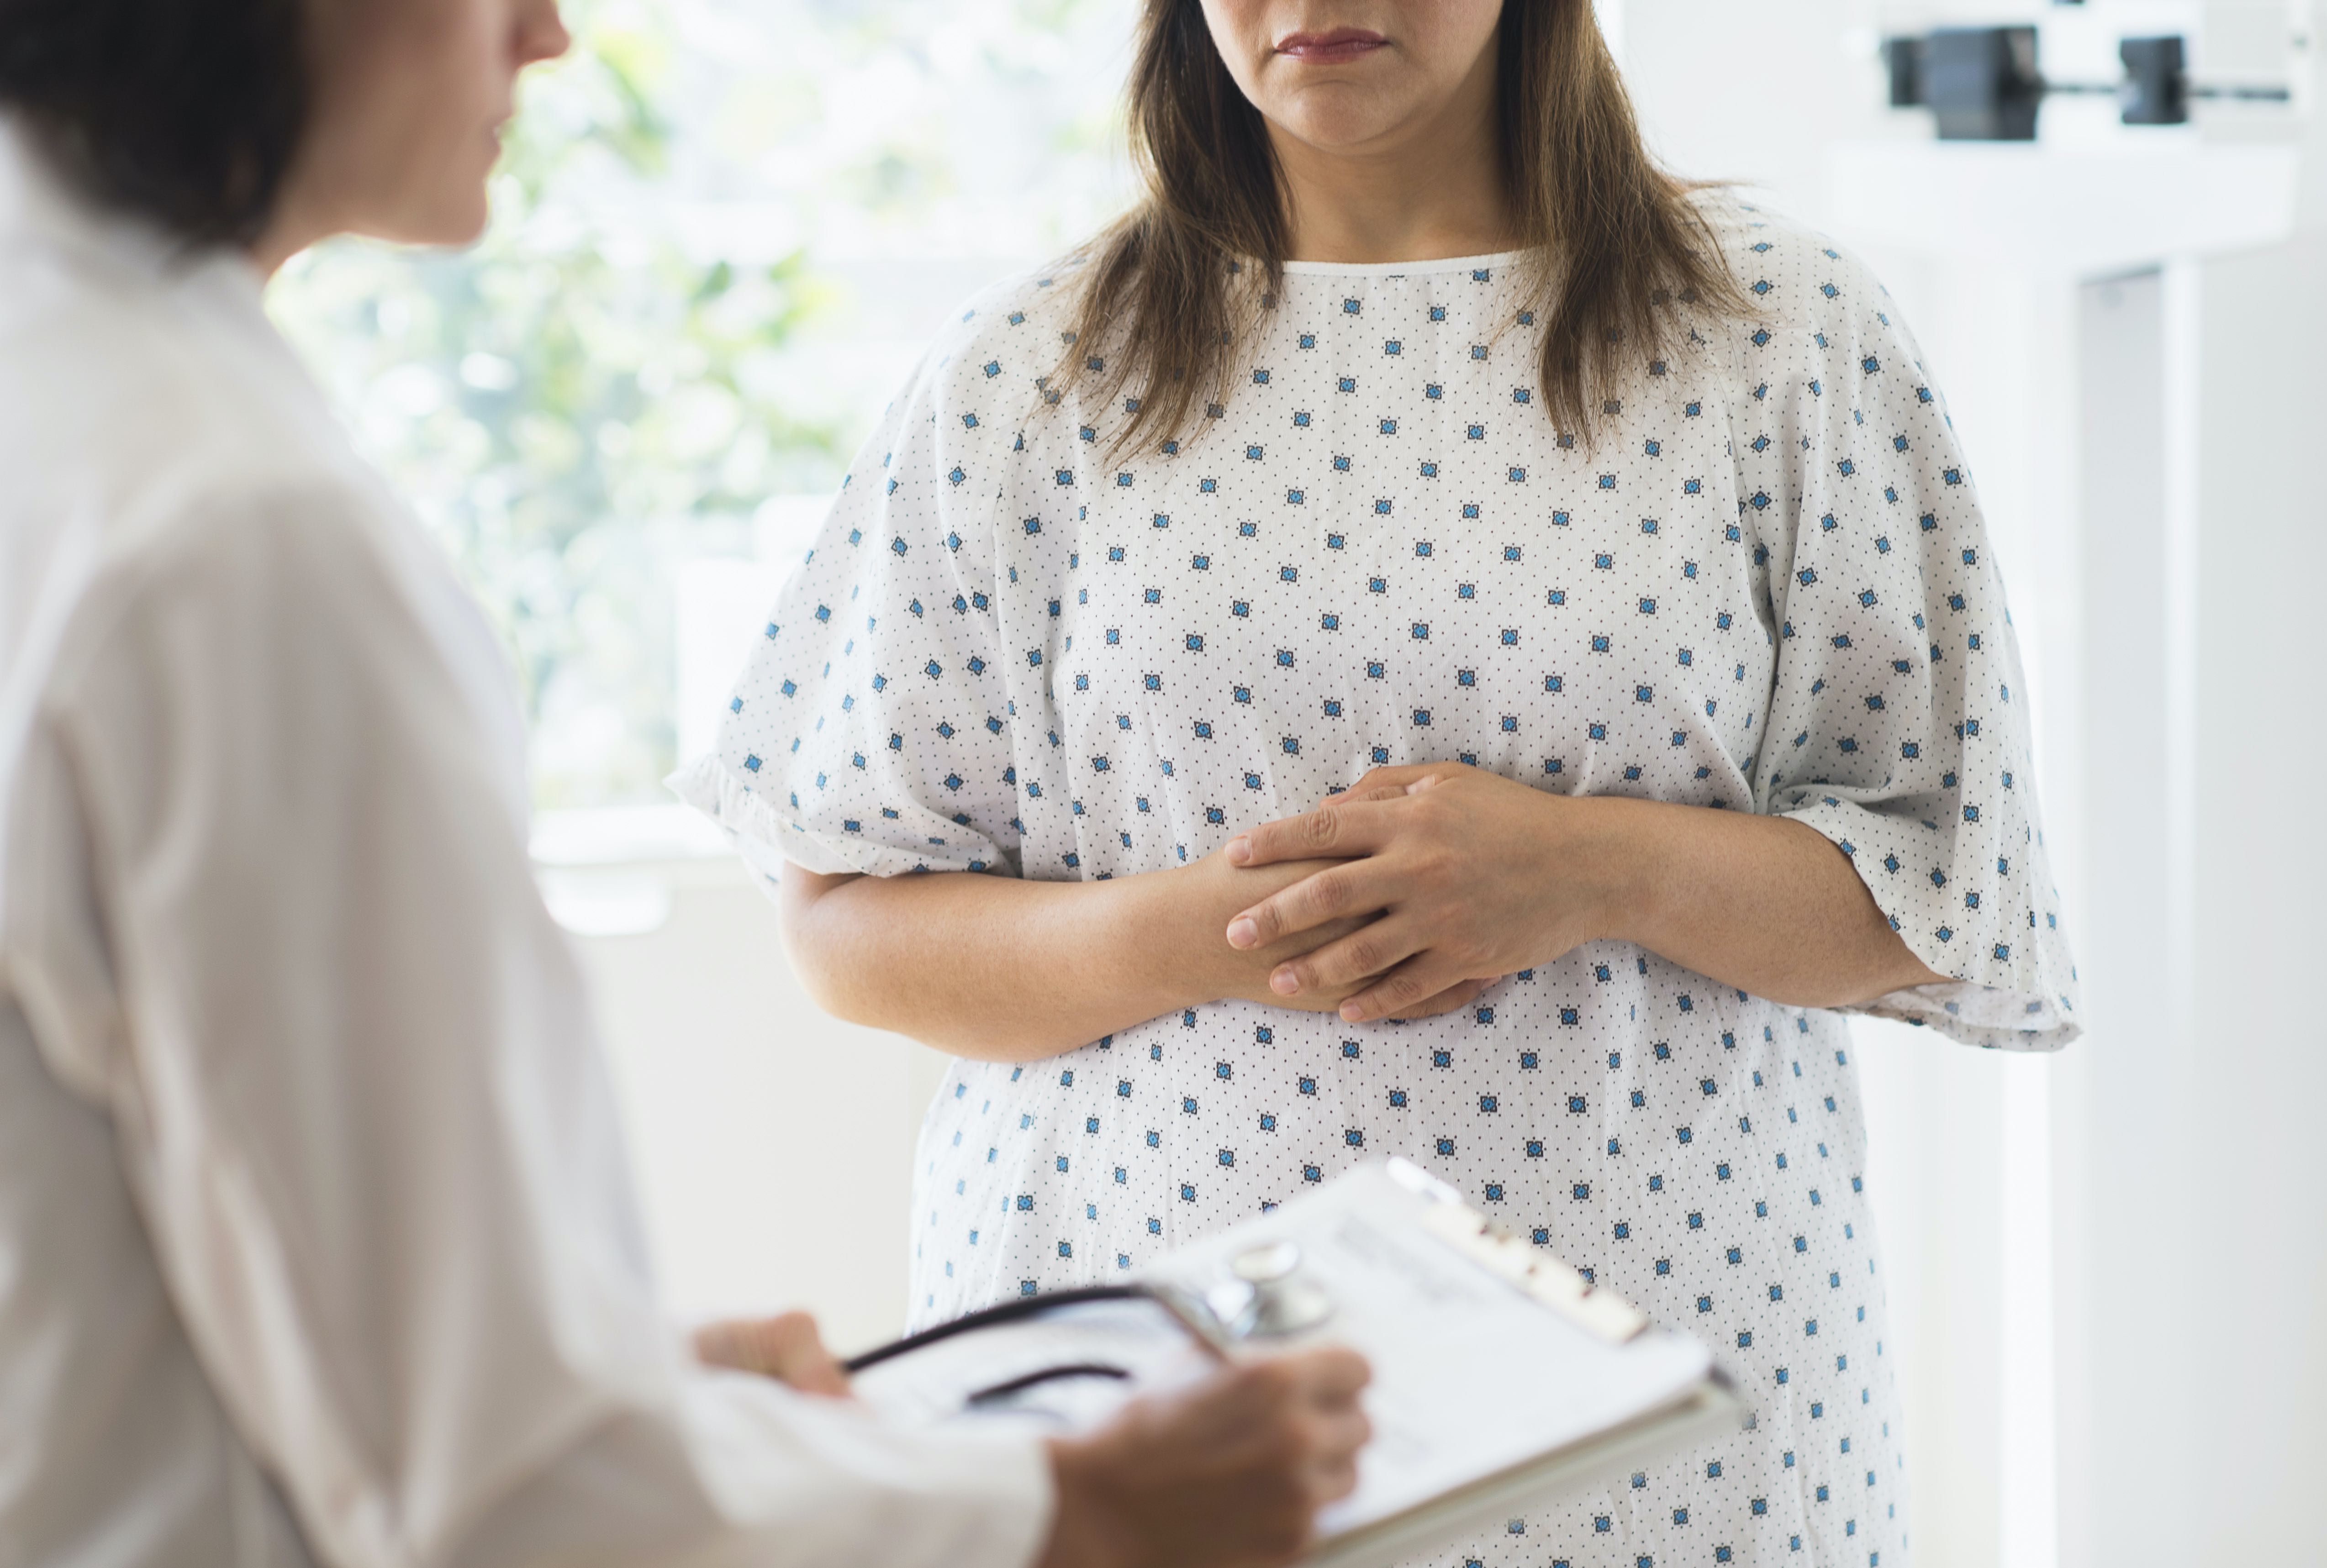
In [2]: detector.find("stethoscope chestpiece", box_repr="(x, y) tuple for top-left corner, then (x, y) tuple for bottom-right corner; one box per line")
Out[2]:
(1202, 1240), (1335, 1341)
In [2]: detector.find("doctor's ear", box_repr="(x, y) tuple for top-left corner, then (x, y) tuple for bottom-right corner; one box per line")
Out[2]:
(692, 1310), (852, 1398)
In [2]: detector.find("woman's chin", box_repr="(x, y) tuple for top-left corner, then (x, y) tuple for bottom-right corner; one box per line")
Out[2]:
(1268, 88), (1420, 152)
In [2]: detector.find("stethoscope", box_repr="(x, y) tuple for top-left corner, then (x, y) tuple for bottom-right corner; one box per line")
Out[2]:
(844, 1239), (1336, 1409)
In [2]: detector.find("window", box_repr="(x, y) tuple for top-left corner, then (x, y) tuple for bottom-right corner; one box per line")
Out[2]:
(269, 0), (1132, 810)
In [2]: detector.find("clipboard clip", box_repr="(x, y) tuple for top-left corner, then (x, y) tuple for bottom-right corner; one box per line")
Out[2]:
(1385, 1158), (1649, 1343)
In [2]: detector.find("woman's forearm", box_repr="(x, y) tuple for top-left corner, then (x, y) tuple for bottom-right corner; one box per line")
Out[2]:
(780, 789), (1942, 1057)
(777, 853), (1382, 1061)
(1213, 767), (1947, 1021)
(780, 864), (1196, 1060)
(1601, 798), (1945, 1009)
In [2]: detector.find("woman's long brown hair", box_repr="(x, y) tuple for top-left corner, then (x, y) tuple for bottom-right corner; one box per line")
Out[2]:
(1063, 0), (1743, 453)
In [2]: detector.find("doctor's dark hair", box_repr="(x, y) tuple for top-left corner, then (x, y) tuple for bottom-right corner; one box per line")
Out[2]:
(0, 0), (309, 247)
(1063, 0), (1743, 452)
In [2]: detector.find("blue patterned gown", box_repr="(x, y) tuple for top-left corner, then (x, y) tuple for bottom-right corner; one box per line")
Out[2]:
(677, 198), (2081, 1568)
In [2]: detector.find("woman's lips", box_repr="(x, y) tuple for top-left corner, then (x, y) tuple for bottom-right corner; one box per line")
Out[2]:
(1274, 28), (1389, 64)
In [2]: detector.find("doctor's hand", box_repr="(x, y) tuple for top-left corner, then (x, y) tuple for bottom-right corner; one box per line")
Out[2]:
(1223, 764), (1639, 1024)
(1039, 1348), (1372, 1568)
(691, 1311), (851, 1398)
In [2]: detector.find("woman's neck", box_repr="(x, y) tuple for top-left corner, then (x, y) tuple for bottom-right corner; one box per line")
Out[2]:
(1267, 54), (1511, 264)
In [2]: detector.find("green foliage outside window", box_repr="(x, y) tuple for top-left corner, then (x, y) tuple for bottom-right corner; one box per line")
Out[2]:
(271, 10), (840, 808)
(270, 0), (1128, 810)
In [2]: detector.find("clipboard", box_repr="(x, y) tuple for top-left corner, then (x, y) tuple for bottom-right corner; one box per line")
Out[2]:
(847, 1158), (1741, 1567)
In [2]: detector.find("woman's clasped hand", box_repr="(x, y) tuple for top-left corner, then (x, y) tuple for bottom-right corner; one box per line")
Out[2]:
(1222, 766), (1646, 1025)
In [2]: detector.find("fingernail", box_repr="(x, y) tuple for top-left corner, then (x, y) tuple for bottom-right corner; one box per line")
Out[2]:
(1271, 967), (1300, 995)
(1227, 917), (1258, 949)
(1225, 837), (1251, 865)
(1339, 1000), (1365, 1022)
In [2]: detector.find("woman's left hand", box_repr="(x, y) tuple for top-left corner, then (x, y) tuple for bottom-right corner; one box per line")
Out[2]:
(1221, 764), (1645, 1024)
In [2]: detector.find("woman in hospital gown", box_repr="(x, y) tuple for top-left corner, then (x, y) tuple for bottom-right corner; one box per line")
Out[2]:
(686, 199), (2081, 1566)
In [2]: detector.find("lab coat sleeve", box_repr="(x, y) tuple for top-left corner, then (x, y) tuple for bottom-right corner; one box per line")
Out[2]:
(38, 478), (1053, 1568)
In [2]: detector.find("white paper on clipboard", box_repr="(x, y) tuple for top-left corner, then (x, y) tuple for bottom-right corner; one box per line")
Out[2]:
(849, 1158), (1741, 1568)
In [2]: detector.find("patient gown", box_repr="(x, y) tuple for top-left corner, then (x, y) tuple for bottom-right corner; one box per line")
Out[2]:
(682, 196), (2082, 1568)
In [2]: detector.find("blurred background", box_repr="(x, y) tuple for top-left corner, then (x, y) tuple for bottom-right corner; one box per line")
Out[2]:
(268, 2), (2327, 1563)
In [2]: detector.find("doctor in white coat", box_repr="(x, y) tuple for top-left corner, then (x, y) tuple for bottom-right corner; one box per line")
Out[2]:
(0, 0), (1371, 1564)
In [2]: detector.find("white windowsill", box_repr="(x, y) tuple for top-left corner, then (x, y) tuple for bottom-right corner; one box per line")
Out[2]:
(531, 803), (732, 867)
(531, 805), (745, 937)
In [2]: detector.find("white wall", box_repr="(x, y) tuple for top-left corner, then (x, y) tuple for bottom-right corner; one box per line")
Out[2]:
(2046, 233), (2327, 1568)
(2183, 237), (2327, 1550)
(566, 858), (949, 1355)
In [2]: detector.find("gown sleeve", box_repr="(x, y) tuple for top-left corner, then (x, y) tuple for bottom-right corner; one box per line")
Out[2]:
(17, 479), (1052, 1568)
(1726, 226), (2082, 1049)
(672, 330), (1026, 880)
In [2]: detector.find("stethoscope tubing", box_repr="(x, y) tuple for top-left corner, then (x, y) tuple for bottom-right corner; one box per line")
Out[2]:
(840, 1283), (1163, 1375)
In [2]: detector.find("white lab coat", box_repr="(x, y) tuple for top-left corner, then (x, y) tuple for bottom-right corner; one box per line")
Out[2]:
(0, 122), (1050, 1568)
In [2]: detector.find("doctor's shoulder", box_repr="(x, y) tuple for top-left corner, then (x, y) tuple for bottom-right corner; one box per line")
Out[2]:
(9, 284), (420, 653)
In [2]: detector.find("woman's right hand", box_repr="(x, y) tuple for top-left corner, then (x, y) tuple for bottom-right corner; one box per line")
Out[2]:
(1177, 848), (1488, 1021)
(777, 831), (1487, 1064)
